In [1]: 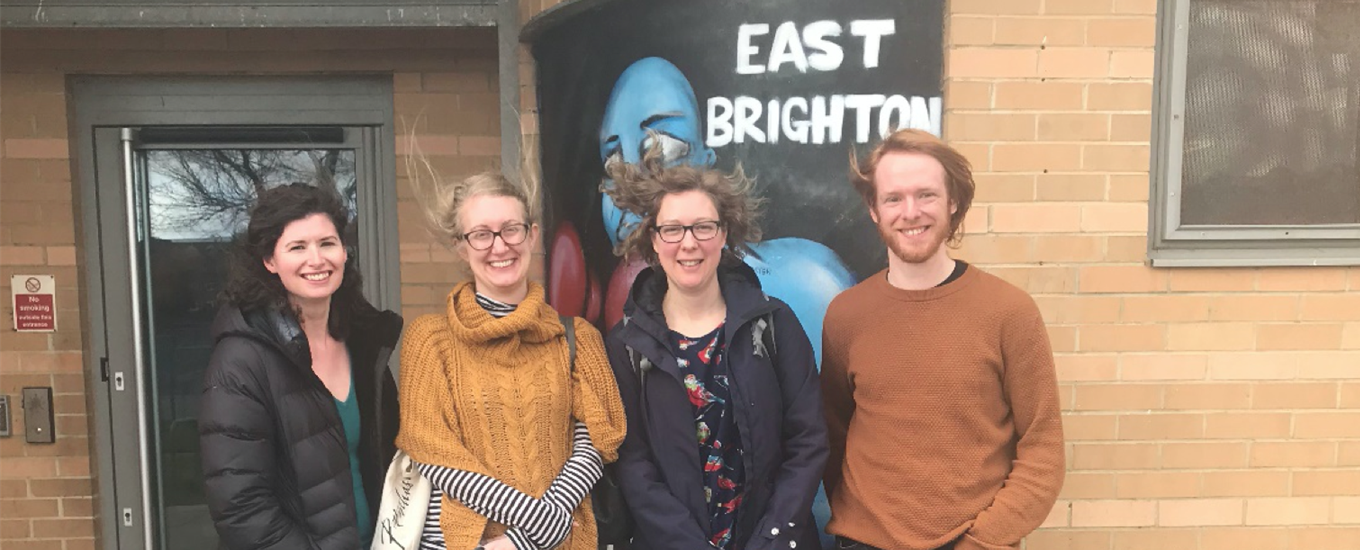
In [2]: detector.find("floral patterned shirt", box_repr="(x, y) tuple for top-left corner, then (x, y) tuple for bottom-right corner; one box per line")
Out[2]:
(670, 322), (745, 550)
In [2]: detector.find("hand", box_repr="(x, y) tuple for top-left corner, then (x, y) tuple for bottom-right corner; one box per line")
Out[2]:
(480, 535), (516, 550)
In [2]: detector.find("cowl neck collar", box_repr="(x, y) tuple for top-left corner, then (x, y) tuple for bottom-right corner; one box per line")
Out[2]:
(444, 281), (562, 345)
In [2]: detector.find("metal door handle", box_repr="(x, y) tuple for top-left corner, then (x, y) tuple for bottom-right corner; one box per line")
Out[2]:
(121, 128), (154, 550)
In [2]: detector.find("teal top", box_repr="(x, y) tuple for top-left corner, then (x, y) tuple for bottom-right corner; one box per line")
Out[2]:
(333, 371), (372, 547)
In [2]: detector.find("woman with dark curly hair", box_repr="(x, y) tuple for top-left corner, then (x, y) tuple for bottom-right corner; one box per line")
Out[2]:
(601, 144), (828, 550)
(199, 183), (403, 550)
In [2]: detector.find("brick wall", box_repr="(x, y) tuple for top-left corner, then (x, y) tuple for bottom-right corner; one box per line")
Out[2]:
(0, 27), (499, 549)
(1, 64), (100, 550)
(3, 1), (1359, 548)
(391, 36), (504, 319)
(941, 1), (1360, 548)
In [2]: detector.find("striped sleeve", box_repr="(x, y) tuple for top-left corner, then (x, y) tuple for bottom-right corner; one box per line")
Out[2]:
(503, 529), (536, 550)
(423, 491), (539, 550)
(416, 462), (570, 549)
(419, 488), (446, 549)
(542, 421), (604, 511)
(415, 423), (602, 549)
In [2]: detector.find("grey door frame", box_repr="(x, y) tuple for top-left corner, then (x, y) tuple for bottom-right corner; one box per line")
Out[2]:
(71, 75), (400, 550)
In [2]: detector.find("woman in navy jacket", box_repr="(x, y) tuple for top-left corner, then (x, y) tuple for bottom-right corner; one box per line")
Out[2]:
(601, 148), (828, 550)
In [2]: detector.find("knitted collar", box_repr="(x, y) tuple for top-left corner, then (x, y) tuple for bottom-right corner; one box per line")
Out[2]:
(444, 281), (562, 345)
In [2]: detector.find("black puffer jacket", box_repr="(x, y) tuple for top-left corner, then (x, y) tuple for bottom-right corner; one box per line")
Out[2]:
(199, 302), (403, 550)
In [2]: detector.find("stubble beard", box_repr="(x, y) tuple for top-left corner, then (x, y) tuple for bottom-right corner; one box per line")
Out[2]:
(878, 221), (950, 265)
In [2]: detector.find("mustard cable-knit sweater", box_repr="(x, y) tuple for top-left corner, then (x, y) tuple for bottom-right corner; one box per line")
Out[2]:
(396, 281), (627, 550)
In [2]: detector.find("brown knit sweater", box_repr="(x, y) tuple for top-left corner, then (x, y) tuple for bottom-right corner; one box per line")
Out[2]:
(396, 281), (627, 550)
(821, 266), (1064, 550)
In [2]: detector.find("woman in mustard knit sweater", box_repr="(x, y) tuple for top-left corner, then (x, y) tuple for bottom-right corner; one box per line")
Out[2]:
(397, 169), (626, 550)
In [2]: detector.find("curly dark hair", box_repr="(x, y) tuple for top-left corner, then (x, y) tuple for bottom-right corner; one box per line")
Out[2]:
(601, 137), (763, 266)
(220, 183), (365, 340)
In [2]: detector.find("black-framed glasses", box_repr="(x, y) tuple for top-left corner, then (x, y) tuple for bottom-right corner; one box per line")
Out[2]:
(459, 223), (530, 251)
(652, 221), (722, 243)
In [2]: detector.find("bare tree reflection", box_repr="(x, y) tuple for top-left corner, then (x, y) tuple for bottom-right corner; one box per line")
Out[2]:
(148, 149), (357, 240)
(143, 147), (361, 532)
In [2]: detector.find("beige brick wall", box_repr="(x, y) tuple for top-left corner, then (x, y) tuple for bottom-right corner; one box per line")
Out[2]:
(391, 40), (504, 319)
(942, 1), (1360, 548)
(3, 1), (1359, 548)
(1, 61), (100, 550)
(0, 27), (499, 549)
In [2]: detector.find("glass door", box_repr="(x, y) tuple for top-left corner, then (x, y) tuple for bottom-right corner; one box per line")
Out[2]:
(93, 126), (378, 550)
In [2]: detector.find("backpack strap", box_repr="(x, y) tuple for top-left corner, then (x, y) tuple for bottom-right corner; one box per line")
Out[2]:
(560, 314), (577, 374)
(624, 344), (652, 432)
(751, 312), (778, 360)
(763, 311), (777, 360)
(626, 346), (652, 377)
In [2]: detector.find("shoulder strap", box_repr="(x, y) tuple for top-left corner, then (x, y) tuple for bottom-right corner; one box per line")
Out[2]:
(624, 344), (652, 429)
(626, 346), (652, 376)
(751, 312), (778, 359)
(560, 314), (577, 373)
(763, 311), (777, 359)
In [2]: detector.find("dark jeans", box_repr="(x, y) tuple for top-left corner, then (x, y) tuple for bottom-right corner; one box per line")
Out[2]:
(836, 537), (955, 550)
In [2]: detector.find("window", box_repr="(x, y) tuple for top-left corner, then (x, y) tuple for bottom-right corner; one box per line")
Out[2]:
(1151, 0), (1360, 266)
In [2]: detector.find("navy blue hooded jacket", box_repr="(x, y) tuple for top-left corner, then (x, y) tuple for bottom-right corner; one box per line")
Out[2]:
(605, 260), (828, 550)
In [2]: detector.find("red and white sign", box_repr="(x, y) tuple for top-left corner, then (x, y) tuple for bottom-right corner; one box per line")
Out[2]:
(12, 275), (56, 332)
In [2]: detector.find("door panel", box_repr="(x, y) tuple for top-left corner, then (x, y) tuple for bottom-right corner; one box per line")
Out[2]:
(71, 76), (399, 550)
(144, 146), (359, 550)
(94, 127), (371, 549)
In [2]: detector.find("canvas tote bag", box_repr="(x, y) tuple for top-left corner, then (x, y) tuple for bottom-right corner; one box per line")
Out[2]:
(372, 449), (432, 550)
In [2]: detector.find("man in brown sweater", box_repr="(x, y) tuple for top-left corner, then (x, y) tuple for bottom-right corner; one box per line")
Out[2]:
(820, 129), (1065, 550)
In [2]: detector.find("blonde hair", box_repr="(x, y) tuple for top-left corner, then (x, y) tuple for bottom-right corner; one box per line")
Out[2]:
(602, 136), (763, 266)
(404, 120), (541, 246)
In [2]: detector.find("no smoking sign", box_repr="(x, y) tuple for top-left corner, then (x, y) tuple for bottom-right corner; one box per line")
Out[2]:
(11, 275), (56, 332)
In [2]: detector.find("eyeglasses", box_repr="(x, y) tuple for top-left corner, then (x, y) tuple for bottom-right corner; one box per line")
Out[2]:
(459, 223), (529, 251)
(652, 221), (722, 243)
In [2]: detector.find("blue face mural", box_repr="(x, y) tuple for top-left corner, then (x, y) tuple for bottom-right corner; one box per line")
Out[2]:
(598, 56), (856, 363)
(599, 57), (718, 247)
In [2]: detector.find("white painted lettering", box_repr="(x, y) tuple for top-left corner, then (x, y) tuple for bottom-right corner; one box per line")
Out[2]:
(802, 21), (844, 71)
(878, 94), (911, 137)
(928, 96), (943, 136)
(734, 96), (766, 143)
(850, 19), (896, 69)
(707, 97), (734, 147)
(810, 95), (846, 144)
(737, 24), (770, 75)
(909, 96), (932, 133)
(782, 97), (810, 143)
(844, 94), (887, 143)
(767, 21), (809, 73)
(767, 99), (781, 144)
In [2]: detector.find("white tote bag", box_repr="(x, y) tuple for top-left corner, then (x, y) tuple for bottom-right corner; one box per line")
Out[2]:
(371, 449), (432, 550)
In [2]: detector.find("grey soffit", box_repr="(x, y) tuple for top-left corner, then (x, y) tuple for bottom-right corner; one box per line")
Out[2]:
(0, 1), (496, 28)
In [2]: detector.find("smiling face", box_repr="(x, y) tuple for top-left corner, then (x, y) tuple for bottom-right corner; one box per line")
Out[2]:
(264, 213), (347, 310)
(652, 190), (726, 295)
(457, 194), (539, 304)
(870, 151), (957, 266)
